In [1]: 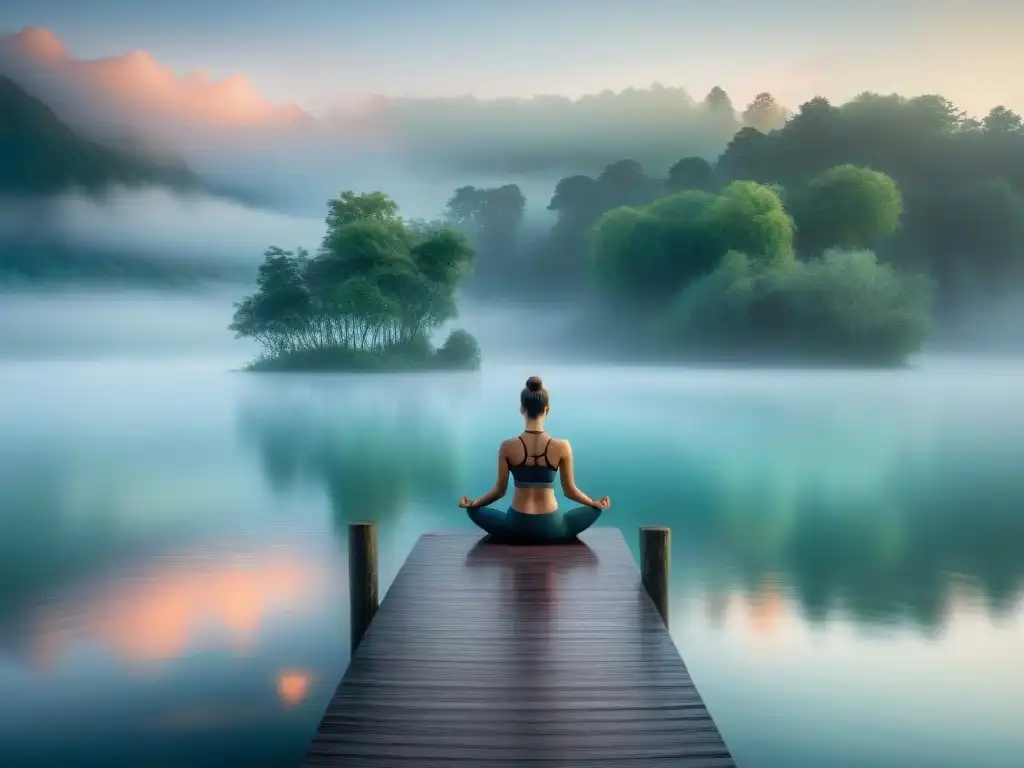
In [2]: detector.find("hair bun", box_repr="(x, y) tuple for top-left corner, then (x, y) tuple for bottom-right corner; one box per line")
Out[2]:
(525, 375), (543, 392)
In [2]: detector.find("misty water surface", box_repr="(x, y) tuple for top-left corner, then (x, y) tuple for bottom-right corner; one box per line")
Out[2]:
(0, 344), (1022, 767)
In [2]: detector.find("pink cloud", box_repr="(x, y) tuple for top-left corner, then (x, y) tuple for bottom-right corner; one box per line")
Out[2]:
(0, 26), (309, 130)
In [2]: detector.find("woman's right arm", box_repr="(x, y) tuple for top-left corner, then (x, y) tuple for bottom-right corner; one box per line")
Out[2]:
(558, 440), (609, 508)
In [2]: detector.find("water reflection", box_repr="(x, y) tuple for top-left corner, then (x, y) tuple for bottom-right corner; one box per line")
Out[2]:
(0, 445), (203, 651)
(464, 541), (600, 755)
(240, 376), (1024, 637)
(27, 548), (328, 668)
(0, 530), (340, 768)
(464, 539), (600, 571)
(276, 671), (312, 707)
(681, 579), (1024, 768)
(573, 389), (1024, 635)
(236, 376), (461, 533)
(2, 361), (1019, 767)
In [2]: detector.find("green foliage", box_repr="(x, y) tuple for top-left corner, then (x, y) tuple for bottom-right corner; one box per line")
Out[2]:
(711, 89), (1024, 310)
(446, 185), (525, 234)
(982, 106), (1023, 135)
(931, 178), (1024, 296)
(589, 192), (718, 301)
(439, 85), (1024, 362)
(666, 157), (714, 192)
(325, 191), (401, 233)
(411, 226), (475, 285)
(588, 182), (792, 303)
(669, 250), (932, 364)
(443, 184), (528, 292)
(435, 329), (482, 369)
(793, 165), (903, 253)
(584, 168), (930, 363)
(703, 181), (795, 263)
(232, 191), (479, 371)
(741, 92), (788, 134)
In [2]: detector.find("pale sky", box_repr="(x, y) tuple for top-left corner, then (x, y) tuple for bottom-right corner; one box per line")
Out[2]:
(1, 0), (1022, 116)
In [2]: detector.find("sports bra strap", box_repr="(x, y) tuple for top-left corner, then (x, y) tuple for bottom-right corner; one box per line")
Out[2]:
(513, 434), (557, 469)
(515, 435), (529, 467)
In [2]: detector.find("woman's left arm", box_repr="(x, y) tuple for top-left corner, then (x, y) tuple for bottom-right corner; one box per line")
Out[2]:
(463, 444), (509, 508)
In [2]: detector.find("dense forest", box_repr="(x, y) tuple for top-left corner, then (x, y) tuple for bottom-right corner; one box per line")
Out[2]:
(449, 90), (1024, 362)
(229, 192), (481, 371)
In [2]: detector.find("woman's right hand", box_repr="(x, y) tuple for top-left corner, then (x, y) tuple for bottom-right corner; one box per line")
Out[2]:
(458, 496), (474, 508)
(593, 497), (612, 510)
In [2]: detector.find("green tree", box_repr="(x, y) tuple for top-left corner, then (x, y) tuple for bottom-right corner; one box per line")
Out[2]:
(548, 174), (602, 221)
(598, 159), (647, 188)
(742, 92), (788, 134)
(667, 157), (714, 192)
(669, 249), (931, 364)
(716, 127), (777, 184)
(792, 165), (903, 254)
(446, 184), (525, 237)
(445, 184), (525, 289)
(982, 106), (1023, 135)
(703, 86), (736, 121)
(702, 181), (796, 263)
(934, 179), (1024, 295)
(587, 182), (794, 304)
(588, 191), (718, 302)
(229, 247), (312, 354)
(231, 191), (477, 370)
(774, 97), (843, 181)
(325, 191), (401, 233)
(436, 328), (482, 369)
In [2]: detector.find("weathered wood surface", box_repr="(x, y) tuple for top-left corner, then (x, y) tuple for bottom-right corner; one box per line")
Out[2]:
(305, 528), (735, 767)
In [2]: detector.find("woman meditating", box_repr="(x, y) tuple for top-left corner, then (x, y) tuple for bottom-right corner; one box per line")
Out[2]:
(458, 376), (611, 544)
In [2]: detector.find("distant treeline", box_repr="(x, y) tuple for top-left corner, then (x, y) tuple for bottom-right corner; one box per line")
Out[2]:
(388, 85), (787, 176)
(437, 90), (1024, 362)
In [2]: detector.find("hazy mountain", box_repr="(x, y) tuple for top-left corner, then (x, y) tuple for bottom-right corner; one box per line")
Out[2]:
(0, 75), (268, 287)
(0, 74), (200, 196)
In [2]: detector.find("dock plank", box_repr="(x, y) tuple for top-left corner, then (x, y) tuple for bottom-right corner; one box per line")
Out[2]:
(304, 528), (735, 766)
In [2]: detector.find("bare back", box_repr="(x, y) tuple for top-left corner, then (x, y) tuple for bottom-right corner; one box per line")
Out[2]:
(502, 432), (572, 514)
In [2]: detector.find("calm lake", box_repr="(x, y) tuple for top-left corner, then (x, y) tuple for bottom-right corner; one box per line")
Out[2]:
(0, 356), (1022, 767)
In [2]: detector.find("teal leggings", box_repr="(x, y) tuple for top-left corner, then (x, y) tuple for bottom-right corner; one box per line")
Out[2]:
(467, 506), (602, 544)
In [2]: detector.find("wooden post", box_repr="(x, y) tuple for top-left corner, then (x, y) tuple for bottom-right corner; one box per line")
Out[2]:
(640, 526), (670, 626)
(349, 521), (379, 655)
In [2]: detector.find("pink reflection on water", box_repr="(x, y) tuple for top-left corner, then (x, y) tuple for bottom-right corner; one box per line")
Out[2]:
(27, 543), (333, 668)
(276, 670), (311, 706)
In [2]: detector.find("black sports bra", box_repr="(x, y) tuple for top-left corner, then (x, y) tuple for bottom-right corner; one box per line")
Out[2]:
(509, 432), (558, 488)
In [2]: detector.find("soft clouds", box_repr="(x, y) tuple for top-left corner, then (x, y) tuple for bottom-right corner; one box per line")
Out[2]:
(0, 183), (329, 293)
(0, 185), (323, 264)
(0, 28), (745, 289)
(0, 25), (744, 214)
(0, 26), (308, 133)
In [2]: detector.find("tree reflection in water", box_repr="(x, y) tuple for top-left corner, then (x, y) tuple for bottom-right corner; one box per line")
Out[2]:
(237, 375), (465, 536)
(237, 373), (1024, 637)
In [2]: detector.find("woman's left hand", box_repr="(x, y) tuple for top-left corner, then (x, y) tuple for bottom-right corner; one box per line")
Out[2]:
(458, 496), (474, 508)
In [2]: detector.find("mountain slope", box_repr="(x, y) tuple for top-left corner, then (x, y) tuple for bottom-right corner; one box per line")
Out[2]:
(0, 74), (199, 195)
(0, 76), (254, 286)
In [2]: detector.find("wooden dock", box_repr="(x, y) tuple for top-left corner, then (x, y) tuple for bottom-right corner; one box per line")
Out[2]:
(304, 526), (735, 767)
